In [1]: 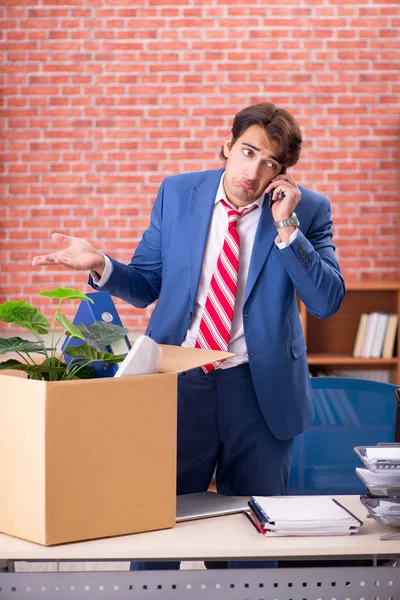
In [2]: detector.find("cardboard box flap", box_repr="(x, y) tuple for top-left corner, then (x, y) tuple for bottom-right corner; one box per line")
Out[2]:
(159, 345), (235, 373)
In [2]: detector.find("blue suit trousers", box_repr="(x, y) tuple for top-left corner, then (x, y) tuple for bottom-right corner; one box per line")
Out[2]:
(131, 363), (293, 570)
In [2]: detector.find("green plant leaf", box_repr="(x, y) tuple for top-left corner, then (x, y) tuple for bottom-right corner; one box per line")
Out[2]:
(0, 337), (44, 355)
(0, 358), (66, 379)
(77, 321), (129, 351)
(40, 288), (94, 302)
(66, 343), (126, 363)
(0, 300), (50, 334)
(28, 363), (66, 376)
(28, 371), (44, 380)
(0, 359), (29, 372)
(41, 356), (66, 369)
(39, 357), (68, 381)
(67, 365), (96, 380)
(56, 311), (85, 340)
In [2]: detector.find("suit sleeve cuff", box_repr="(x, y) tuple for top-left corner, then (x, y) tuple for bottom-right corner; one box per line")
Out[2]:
(275, 227), (299, 249)
(90, 254), (113, 287)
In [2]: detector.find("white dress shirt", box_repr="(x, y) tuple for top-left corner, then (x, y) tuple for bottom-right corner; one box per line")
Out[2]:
(92, 173), (298, 369)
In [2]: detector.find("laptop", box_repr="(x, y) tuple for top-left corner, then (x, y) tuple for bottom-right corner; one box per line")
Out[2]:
(176, 492), (250, 522)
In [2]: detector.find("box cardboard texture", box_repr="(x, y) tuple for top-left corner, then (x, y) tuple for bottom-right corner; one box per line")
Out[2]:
(0, 346), (233, 546)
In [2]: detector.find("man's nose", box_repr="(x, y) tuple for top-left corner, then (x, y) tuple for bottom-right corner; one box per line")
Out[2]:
(245, 161), (262, 180)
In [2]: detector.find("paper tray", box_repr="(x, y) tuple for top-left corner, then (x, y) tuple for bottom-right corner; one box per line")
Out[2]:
(354, 445), (400, 472)
(356, 468), (400, 498)
(360, 495), (400, 526)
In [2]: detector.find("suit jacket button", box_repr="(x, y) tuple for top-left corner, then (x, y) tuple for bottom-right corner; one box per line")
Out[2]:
(186, 312), (192, 319)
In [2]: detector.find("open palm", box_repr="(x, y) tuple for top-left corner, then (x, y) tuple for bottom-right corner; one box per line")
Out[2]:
(32, 233), (104, 272)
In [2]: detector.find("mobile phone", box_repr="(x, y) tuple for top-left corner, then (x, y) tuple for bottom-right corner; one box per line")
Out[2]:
(267, 190), (285, 209)
(267, 166), (287, 208)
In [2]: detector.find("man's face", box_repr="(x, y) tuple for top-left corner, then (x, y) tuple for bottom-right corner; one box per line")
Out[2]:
(223, 124), (283, 208)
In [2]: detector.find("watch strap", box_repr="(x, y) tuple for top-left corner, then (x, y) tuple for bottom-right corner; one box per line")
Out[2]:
(273, 212), (299, 229)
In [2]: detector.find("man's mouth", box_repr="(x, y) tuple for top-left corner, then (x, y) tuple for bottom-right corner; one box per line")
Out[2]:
(238, 180), (256, 191)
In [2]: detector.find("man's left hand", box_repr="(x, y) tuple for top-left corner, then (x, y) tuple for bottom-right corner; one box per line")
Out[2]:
(266, 173), (301, 221)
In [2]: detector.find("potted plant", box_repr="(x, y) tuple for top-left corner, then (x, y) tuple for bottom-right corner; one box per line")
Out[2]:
(0, 287), (128, 380)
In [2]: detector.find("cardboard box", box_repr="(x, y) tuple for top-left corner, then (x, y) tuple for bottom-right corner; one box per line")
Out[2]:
(0, 346), (232, 545)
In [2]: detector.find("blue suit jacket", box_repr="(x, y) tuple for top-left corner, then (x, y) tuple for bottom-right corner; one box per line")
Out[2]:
(91, 168), (345, 440)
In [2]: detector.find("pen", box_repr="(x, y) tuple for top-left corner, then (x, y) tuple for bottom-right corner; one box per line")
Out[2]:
(332, 498), (363, 527)
(245, 510), (265, 535)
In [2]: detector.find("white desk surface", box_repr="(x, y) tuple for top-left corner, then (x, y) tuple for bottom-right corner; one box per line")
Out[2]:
(0, 497), (399, 561)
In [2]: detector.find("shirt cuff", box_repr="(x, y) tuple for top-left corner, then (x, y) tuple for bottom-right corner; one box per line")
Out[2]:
(90, 254), (113, 286)
(275, 227), (299, 249)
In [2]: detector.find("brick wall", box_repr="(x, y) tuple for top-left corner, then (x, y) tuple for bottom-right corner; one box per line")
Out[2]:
(1, 1), (399, 333)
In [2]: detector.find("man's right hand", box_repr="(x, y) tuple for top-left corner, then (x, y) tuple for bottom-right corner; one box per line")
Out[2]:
(32, 232), (106, 277)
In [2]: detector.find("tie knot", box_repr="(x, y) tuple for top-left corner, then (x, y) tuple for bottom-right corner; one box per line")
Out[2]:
(220, 200), (257, 225)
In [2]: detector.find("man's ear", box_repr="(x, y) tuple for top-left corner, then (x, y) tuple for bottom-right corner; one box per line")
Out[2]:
(223, 134), (233, 159)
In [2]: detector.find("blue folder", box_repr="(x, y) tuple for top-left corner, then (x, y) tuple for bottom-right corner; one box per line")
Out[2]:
(61, 291), (131, 378)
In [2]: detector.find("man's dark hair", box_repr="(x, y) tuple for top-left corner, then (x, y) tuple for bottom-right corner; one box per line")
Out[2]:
(220, 102), (302, 168)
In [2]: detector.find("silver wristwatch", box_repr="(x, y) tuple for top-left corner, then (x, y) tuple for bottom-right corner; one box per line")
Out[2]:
(273, 212), (300, 229)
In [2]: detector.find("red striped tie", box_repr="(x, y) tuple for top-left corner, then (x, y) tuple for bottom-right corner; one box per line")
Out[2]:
(195, 200), (258, 373)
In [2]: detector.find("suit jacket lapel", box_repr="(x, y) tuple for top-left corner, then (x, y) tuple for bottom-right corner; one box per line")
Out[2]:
(244, 199), (277, 305)
(188, 169), (223, 304)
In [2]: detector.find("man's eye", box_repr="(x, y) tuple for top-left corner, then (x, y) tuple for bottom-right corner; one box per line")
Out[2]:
(243, 148), (253, 157)
(266, 161), (278, 169)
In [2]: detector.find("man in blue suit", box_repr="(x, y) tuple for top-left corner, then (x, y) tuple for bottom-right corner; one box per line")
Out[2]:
(33, 103), (344, 562)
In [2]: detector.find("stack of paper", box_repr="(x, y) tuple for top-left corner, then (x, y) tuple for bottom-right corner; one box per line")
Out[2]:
(354, 445), (400, 471)
(361, 496), (400, 526)
(247, 496), (362, 537)
(356, 467), (400, 497)
(355, 444), (400, 529)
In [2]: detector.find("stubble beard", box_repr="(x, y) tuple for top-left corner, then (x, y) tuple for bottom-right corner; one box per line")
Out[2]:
(225, 178), (258, 205)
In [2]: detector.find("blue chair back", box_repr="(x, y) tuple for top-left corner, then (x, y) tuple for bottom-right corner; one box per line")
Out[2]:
(288, 377), (399, 495)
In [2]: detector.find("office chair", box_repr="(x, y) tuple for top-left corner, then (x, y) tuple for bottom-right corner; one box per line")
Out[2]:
(288, 377), (400, 496)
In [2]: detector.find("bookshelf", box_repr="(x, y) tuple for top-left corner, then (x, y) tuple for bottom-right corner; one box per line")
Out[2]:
(299, 281), (400, 384)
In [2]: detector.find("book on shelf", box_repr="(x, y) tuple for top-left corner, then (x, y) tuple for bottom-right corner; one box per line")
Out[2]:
(352, 313), (368, 358)
(360, 312), (380, 358)
(371, 313), (390, 359)
(353, 312), (398, 360)
(382, 314), (399, 359)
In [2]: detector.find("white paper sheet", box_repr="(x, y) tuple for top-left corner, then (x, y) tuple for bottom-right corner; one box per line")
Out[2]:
(114, 335), (162, 377)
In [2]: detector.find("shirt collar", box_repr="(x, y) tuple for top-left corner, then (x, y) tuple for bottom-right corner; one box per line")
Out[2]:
(215, 173), (265, 210)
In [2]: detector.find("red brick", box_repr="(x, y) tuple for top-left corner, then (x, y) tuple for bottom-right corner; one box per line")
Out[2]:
(1, 3), (399, 329)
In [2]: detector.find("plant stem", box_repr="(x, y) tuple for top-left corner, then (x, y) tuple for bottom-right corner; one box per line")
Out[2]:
(66, 360), (92, 380)
(51, 300), (63, 361)
(24, 351), (37, 364)
(62, 356), (81, 380)
(62, 334), (72, 355)
(29, 328), (50, 361)
(60, 335), (74, 380)
(16, 351), (31, 365)
(25, 326), (51, 379)
(54, 331), (66, 354)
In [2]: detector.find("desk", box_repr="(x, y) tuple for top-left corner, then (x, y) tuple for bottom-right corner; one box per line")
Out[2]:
(1, 496), (400, 599)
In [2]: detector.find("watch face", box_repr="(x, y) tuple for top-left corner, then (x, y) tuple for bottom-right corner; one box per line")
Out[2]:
(291, 212), (299, 226)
